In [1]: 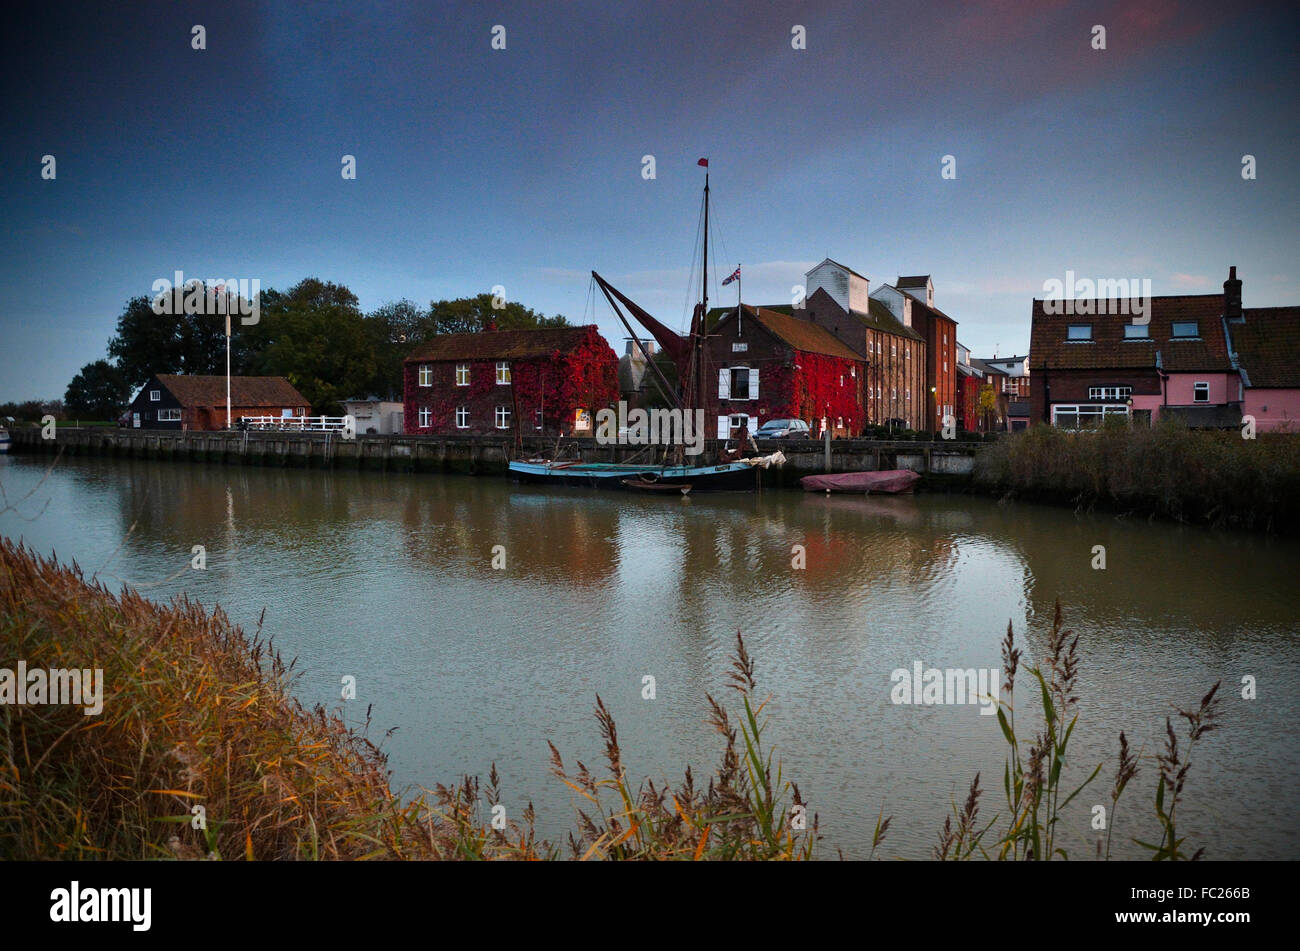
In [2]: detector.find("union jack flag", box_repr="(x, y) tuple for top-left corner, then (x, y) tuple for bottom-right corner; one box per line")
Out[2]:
(721, 266), (740, 286)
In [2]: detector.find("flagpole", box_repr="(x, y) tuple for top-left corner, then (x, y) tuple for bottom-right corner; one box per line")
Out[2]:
(225, 312), (232, 429)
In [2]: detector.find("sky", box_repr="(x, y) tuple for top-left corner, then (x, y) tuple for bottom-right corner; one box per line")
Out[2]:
(2, 0), (1298, 401)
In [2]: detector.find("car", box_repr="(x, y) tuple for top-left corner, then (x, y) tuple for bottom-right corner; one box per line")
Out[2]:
(755, 418), (810, 439)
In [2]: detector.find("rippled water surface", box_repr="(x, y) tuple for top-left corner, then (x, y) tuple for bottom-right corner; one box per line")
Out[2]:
(2, 454), (1297, 858)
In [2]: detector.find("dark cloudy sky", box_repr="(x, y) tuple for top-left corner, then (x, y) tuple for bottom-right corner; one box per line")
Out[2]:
(2, 0), (1297, 401)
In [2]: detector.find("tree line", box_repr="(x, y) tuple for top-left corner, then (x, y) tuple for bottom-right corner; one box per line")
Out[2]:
(55, 279), (570, 419)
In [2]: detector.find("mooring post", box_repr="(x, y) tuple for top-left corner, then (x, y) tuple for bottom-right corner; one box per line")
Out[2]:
(823, 427), (831, 472)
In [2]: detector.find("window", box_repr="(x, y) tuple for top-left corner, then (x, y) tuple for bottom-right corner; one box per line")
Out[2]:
(1067, 324), (1092, 341)
(149, 390), (160, 401)
(1171, 321), (1199, 338)
(455, 406), (469, 429)
(418, 406), (432, 428)
(1124, 323), (1149, 339)
(418, 364), (432, 386)
(1088, 386), (1132, 400)
(732, 342), (747, 352)
(158, 408), (181, 421)
(456, 363), (470, 386)
(496, 361), (511, 385)
(1193, 382), (1209, 403)
(1052, 404), (1129, 429)
(728, 367), (755, 400)
(495, 405), (511, 429)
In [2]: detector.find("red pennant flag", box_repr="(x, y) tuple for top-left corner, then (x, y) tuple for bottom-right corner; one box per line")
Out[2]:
(698, 158), (709, 167)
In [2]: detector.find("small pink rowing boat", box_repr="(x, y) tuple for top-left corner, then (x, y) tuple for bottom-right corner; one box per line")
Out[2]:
(800, 469), (920, 494)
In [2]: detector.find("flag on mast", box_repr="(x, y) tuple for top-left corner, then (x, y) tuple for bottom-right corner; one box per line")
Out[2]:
(721, 266), (740, 286)
(697, 157), (709, 167)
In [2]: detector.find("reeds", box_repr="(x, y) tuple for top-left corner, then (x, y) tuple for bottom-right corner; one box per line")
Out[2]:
(973, 418), (1300, 532)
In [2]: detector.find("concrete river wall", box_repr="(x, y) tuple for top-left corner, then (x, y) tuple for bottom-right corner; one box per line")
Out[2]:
(8, 427), (987, 486)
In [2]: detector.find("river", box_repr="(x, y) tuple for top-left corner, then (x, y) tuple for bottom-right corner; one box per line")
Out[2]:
(2, 453), (1297, 859)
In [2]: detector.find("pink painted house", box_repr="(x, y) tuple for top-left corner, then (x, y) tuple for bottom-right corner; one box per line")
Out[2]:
(1031, 267), (1299, 431)
(1225, 301), (1300, 432)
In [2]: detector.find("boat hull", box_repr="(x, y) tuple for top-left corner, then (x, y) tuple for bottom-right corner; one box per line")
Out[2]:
(800, 469), (920, 494)
(510, 459), (762, 491)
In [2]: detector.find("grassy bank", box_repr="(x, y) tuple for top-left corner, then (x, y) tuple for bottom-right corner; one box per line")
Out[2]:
(1, 538), (1223, 860)
(973, 420), (1300, 533)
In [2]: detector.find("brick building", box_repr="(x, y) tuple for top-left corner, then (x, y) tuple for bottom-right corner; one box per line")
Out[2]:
(403, 325), (618, 436)
(704, 304), (866, 437)
(871, 275), (958, 431)
(124, 375), (308, 430)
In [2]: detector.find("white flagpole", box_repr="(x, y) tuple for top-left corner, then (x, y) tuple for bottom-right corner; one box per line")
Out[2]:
(737, 265), (742, 335)
(226, 312), (232, 429)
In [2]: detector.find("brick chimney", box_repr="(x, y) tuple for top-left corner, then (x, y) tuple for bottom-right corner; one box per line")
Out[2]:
(1224, 266), (1242, 320)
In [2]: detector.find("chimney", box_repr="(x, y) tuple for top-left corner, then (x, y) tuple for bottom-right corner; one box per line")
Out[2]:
(1224, 266), (1242, 320)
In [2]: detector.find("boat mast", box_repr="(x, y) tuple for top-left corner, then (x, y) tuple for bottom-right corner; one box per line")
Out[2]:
(699, 165), (708, 414)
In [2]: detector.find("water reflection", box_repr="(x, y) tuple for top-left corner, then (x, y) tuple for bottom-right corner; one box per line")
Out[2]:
(1, 454), (1297, 859)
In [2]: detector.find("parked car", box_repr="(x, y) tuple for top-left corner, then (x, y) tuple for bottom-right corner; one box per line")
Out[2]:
(756, 418), (810, 439)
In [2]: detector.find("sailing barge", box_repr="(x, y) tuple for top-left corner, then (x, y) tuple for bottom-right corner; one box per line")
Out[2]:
(509, 160), (784, 493)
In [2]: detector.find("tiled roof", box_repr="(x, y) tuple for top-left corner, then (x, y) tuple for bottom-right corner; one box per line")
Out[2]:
(896, 275), (930, 287)
(1029, 296), (1231, 372)
(909, 297), (958, 328)
(155, 375), (307, 407)
(969, 358), (1008, 376)
(1231, 307), (1300, 388)
(715, 305), (863, 361)
(854, 298), (925, 341)
(405, 326), (597, 363)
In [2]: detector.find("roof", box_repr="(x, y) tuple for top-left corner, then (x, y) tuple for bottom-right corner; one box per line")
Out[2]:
(1029, 295), (1231, 372)
(969, 358), (1008, 376)
(909, 297), (959, 328)
(1231, 307), (1300, 388)
(854, 298), (925, 342)
(404, 326), (597, 363)
(155, 375), (308, 407)
(715, 305), (864, 361)
(896, 275), (931, 287)
(809, 258), (868, 281)
(982, 354), (1026, 364)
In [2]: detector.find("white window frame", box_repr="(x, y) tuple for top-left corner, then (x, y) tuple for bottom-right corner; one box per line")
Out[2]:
(1193, 381), (1209, 403)
(149, 389), (160, 401)
(495, 405), (511, 429)
(1088, 386), (1132, 400)
(418, 406), (432, 428)
(455, 363), (470, 387)
(418, 364), (432, 387)
(731, 342), (747, 352)
(496, 361), (511, 385)
(1052, 403), (1129, 429)
(157, 408), (181, 422)
(455, 406), (469, 429)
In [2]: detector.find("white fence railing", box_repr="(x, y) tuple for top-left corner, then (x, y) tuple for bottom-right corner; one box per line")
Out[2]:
(237, 415), (349, 432)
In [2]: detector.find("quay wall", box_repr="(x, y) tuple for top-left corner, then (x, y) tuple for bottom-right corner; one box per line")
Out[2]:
(7, 427), (986, 487)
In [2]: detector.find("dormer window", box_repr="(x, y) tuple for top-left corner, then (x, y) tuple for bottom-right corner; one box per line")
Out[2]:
(1067, 324), (1092, 341)
(1171, 321), (1199, 338)
(1124, 323), (1149, 339)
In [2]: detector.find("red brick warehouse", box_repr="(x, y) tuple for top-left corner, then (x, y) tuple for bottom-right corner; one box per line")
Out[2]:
(402, 326), (619, 436)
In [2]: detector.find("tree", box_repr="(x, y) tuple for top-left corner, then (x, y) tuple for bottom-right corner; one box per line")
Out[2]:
(362, 299), (424, 399)
(65, 360), (130, 420)
(415, 293), (569, 338)
(106, 292), (255, 389)
(978, 383), (999, 432)
(244, 278), (376, 414)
